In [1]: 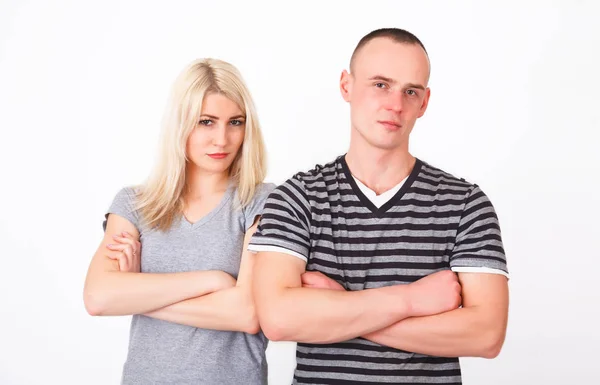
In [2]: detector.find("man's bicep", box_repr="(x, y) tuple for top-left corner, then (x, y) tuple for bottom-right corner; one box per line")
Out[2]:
(459, 272), (509, 354)
(459, 272), (509, 311)
(254, 251), (306, 292)
(252, 251), (306, 333)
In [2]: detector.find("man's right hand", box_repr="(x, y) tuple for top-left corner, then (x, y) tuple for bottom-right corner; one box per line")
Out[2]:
(301, 271), (345, 291)
(407, 270), (462, 317)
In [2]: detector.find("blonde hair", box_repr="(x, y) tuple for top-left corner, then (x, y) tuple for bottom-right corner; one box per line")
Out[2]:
(135, 58), (267, 230)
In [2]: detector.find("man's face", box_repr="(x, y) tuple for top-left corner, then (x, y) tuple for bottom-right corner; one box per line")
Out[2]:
(341, 38), (431, 151)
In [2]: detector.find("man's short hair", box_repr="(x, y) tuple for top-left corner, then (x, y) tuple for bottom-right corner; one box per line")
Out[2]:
(350, 28), (428, 71)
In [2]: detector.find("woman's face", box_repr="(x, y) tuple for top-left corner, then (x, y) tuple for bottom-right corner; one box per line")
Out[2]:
(186, 93), (246, 175)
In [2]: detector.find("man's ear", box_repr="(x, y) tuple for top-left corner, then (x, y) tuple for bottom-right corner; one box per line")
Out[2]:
(340, 70), (352, 102)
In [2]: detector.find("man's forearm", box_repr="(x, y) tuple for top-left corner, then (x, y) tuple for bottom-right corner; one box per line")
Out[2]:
(363, 306), (506, 358)
(258, 285), (413, 343)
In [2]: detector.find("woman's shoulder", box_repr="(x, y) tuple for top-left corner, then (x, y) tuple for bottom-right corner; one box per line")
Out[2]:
(238, 183), (276, 229)
(253, 182), (276, 199)
(117, 185), (139, 196)
(104, 185), (143, 231)
(111, 185), (141, 206)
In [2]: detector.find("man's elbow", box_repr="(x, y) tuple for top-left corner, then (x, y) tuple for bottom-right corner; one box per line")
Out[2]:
(261, 324), (287, 342)
(256, 304), (292, 341)
(258, 316), (286, 341)
(479, 328), (506, 359)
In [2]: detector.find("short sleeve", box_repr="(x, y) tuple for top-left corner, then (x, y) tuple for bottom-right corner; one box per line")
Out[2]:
(248, 177), (312, 261)
(450, 186), (508, 275)
(242, 183), (277, 231)
(102, 187), (140, 231)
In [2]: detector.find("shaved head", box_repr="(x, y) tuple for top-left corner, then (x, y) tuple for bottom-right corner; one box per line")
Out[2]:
(350, 28), (429, 75)
(339, 28), (432, 153)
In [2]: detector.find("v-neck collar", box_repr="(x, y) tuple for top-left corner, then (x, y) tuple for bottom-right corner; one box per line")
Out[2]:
(352, 174), (408, 208)
(340, 155), (422, 216)
(181, 184), (234, 230)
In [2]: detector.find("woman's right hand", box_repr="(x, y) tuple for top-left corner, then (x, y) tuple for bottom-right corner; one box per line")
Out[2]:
(106, 232), (141, 273)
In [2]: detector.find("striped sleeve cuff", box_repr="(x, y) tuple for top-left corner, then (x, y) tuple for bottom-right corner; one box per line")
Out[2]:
(247, 244), (308, 263)
(451, 266), (509, 279)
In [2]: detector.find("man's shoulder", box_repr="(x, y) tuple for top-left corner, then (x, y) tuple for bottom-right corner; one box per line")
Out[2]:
(417, 159), (478, 194)
(265, 156), (343, 205)
(278, 156), (343, 188)
(292, 156), (342, 182)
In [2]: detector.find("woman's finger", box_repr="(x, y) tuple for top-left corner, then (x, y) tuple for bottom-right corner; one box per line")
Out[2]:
(106, 243), (129, 252)
(121, 244), (134, 261)
(117, 252), (129, 272)
(121, 231), (135, 239)
(105, 251), (123, 260)
(112, 234), (136, 248)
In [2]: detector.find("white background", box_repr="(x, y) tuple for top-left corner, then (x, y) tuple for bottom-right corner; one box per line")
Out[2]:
(1, 0), (599, 384)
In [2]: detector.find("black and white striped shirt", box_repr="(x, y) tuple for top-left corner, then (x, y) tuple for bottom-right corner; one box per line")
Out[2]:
(249, 155), (508, 384)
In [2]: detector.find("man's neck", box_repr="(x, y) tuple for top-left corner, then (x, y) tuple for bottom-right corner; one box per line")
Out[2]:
(345, 143), (416, 196)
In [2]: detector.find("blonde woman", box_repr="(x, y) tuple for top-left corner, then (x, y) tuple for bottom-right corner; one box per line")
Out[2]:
(83, 58), (274, 384)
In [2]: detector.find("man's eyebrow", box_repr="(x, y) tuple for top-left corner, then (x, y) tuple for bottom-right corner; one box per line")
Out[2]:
(368, 75), (426, 91)
(405, 83), (426, 91)
(368, 75), (395, 84)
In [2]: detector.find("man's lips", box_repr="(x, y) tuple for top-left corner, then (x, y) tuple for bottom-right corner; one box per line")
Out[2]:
(378, 120), (402, 130)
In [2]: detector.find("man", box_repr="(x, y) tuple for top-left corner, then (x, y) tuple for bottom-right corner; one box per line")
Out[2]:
(249, 28), (509, 384)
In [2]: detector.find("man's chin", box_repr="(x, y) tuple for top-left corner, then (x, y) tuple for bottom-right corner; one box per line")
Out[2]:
(366, 137), (405, 151)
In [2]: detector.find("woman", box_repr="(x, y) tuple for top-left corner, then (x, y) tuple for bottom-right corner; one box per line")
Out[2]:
(83, 58), (275, 384)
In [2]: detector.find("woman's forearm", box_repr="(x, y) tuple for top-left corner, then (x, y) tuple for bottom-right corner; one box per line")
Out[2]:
(145, 285), (258, 333)
(84, 264), (235, 316)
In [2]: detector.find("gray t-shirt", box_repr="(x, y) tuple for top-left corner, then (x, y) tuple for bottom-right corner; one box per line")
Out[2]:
(104, 182), (275, 385)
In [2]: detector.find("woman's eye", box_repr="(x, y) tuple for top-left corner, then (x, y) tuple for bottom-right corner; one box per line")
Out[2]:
(199, 119), (213, 126)
(230, 119), (244, 126)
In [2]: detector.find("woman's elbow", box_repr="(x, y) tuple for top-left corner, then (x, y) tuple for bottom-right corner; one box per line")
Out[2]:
(83, 282), (114, 316)
(242, 302), (261, 335)
(244, 315), (261, 335)
(237, 291), (261, 335)
(83, 289), (108, 316)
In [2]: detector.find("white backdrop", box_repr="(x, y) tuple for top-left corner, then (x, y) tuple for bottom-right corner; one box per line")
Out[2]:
(1, 0), (599, 384)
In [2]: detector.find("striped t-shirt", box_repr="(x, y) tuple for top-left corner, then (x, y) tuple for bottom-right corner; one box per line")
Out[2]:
(249, 155), (508, 384)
